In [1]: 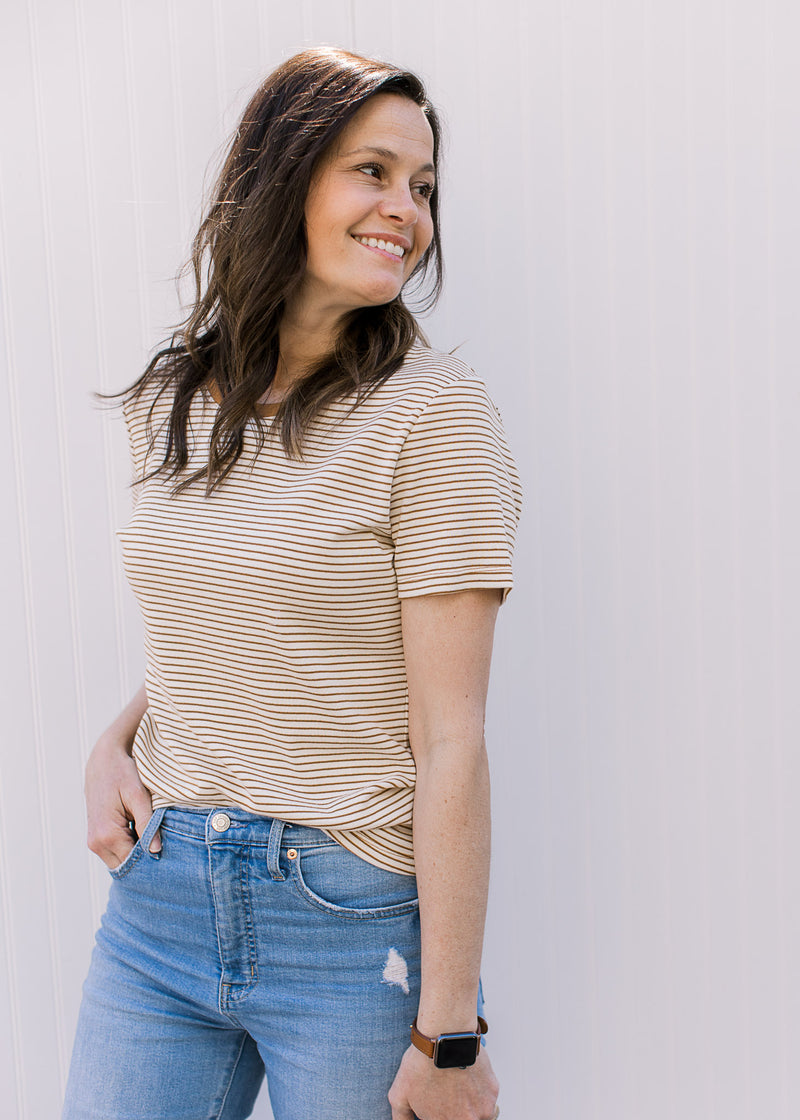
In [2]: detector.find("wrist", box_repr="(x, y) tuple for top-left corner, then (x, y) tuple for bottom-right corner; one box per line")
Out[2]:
(410, 1015), (489, 1069)
(93, 726), (137, 759)
(415, 997), (481, 1036)
(415, 1015), (480, 1035)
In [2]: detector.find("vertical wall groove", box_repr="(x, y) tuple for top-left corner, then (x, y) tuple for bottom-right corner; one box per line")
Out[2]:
(73, 0), (131, 716)
(72, 0), (128, 934)
(120, 0), (154, 356)
(763, 3), (789, 1107)
(722, 4), (753, 1111)
(599, 1), (637, 1112)
(0, 171), (29, 1120)
(681, 2), (715, 1111)
(642, 0), (677, 1106)
(18, 0), (69, 1088)
(558, 1), (602, 1106)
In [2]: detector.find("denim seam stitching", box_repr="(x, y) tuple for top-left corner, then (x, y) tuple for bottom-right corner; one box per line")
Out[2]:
(289, 861), (420, 921)
(109, 843), (144, 879)
(214, 1031), (252, 1119)
(227, 855), (258, 1000)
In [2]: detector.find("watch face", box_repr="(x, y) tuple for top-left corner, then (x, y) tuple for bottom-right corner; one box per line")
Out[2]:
(434, 1032), (480, 1069)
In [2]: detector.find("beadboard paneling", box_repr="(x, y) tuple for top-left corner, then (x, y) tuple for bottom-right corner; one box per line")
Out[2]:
(1, 1), (798, 1116)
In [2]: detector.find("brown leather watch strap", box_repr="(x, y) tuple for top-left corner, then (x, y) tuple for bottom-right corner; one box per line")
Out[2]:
(410, 1015), (489, 1059)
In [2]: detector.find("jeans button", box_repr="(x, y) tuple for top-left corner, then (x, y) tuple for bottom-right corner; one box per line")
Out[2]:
(211, 812), (231, 833)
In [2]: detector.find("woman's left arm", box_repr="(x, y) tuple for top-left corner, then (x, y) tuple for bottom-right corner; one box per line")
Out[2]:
(388, 588), (503, 1120)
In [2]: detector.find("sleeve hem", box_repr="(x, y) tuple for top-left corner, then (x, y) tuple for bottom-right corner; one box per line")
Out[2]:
(397, 577), (514, 603)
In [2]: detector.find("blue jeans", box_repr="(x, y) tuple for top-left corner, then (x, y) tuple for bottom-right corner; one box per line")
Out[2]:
(63, 807), (427, 1119)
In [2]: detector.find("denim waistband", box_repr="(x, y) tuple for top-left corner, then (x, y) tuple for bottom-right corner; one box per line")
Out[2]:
(158, 806), (335, 849)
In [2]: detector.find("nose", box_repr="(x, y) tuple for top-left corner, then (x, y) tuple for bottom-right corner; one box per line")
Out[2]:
(378, 182), (418, 226)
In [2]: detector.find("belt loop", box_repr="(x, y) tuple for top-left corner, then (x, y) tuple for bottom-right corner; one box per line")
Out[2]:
(266, 818), (286, 880)
(142, 807), (167, 858)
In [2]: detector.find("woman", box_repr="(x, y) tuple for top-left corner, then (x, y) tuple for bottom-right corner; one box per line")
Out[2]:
(64, 47), (521, 1120)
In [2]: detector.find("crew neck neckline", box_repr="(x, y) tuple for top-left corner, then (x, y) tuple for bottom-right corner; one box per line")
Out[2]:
(204, 380), (281, 418)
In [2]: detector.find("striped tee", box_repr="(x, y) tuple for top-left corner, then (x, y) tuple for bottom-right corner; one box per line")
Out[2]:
(119, 345), (522, 874)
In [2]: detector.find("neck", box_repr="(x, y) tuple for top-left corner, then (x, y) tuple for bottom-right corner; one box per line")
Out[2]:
(277, 296), (348, 388)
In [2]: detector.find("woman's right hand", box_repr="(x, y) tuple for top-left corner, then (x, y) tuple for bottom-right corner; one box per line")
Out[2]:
(84, 685), (158, 869)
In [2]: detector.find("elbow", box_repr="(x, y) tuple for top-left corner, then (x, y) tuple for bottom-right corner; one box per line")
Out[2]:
(411, 731), (490, 784)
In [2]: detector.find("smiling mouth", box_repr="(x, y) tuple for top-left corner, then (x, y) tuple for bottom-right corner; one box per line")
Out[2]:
(352, 235), (406, 259)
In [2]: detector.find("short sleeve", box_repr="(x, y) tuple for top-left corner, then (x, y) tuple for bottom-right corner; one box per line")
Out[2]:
(121, 395), (144, 510)
(122, 387), (165, 511)
(389, 378), (523, 601)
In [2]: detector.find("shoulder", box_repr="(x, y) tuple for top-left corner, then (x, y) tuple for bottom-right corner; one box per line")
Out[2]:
(121, 375), (191, 472)
(390, 344), (490, 398)
(121, 375), (172, 433)
(385, 347), (520, 499)
(367, 344), (503, 426)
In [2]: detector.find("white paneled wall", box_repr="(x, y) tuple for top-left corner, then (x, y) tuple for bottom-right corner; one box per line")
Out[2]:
(1, 1), (798, 1117)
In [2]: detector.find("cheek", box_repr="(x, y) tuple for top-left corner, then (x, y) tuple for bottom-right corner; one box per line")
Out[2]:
(413, 213), (435, 263)
(305, 218), (342, 269)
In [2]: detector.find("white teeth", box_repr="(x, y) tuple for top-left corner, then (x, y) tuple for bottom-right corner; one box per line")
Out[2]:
(354, 235), (405, 257)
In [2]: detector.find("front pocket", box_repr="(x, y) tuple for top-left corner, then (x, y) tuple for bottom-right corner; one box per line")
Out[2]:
(108, 807), (166, 880)
(289, 842), (419, 920)
(108, 837), (145, 880)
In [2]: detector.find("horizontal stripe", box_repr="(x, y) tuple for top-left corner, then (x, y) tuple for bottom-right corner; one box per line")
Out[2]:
(121, 345), (522, 873)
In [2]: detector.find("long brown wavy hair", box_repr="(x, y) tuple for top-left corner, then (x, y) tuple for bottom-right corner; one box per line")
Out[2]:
(125, 47), (443, 494)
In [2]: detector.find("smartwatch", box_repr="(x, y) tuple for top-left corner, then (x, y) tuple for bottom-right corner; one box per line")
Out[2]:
(410, 1016), (489, 1069)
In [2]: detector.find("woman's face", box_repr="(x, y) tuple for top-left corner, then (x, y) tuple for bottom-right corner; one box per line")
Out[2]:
(297, 93), (436, 321)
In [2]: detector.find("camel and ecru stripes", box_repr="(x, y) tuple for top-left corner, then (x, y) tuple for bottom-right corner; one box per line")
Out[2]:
(119, 345), (522, 874)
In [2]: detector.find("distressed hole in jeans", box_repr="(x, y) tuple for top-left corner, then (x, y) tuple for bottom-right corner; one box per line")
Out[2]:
(382, 947), (409, 994)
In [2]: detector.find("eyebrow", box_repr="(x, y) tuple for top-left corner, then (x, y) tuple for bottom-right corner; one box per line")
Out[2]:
(340, 146), (435, 175)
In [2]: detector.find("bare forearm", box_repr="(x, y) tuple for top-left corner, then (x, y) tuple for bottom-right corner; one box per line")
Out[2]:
(96, 683), (148, 753)
(85, 682), (155, 867)
(413, 738), (491, 1034)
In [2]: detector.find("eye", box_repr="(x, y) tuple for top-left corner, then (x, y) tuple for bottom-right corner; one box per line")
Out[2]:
(414, 182), (435, 201)
(359, 163), (383, 179)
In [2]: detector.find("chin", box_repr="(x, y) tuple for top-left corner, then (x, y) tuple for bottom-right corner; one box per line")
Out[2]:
(354, 281), (405, 308)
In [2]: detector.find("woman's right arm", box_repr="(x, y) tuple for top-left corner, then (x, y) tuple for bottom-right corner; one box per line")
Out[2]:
(85, 683), (160, 868)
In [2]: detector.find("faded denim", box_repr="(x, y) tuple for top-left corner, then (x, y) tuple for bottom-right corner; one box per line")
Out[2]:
(63, 806), (426, 1119)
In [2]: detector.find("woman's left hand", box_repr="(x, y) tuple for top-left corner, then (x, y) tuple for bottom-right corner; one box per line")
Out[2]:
(387, 1043), (499, 1120)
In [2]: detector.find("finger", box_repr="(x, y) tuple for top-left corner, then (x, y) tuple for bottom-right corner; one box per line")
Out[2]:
(123, 784), (160, 854)
(87, 808), (136, 869)
(96, 826), (137, 871)
(388, 1094), (415, 1120)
